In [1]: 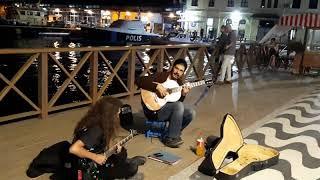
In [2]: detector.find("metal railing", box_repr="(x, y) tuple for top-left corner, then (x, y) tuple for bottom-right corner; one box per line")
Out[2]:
(0, 44), (211, 122)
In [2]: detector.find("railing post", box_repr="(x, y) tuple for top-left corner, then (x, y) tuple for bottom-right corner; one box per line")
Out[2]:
(197, 47), (205, 80)
(90, 51), (98, 104)
(38, 52), (48, 119)
(183, 47), (187, 59)
(127, 49), (136, 99)
(157, 48), (164, 72)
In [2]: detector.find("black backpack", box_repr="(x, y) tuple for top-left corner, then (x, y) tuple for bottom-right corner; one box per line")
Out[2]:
(120, 104), (133, 127)
(26, 141), (78, 180)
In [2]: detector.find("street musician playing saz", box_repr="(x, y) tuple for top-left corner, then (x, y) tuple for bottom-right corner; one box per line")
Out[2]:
(136, 58), (196, 148)
(69, 97), (146, 179)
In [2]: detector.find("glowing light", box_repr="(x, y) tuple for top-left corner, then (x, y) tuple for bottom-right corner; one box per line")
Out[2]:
(169, 12), (175, 18)
(147, 12), (153, 17)
(126, 11), (131, 16)
(230, 11), (242, 30)
(70, 9), (77, 14)
(101, 10), (111, 16)
(54, 8), (60, 13)
(86, 10), (93, 15)
(181, 10), (199, 22)
(141, 16), (148, 22)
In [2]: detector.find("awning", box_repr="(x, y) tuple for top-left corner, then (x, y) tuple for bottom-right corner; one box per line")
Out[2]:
(259, 25), (291, 44)
(279, 13), (320, 28)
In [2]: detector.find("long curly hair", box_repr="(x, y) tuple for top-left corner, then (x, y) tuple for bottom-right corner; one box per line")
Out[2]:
(73, 96), (123, 147)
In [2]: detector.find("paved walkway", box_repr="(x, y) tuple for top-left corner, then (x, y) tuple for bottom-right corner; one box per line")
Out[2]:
(170, 85), (320, 180)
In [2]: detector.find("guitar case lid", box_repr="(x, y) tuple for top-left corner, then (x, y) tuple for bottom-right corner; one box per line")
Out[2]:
(211, 114), (244, 170)
(201, 114), (279, 180)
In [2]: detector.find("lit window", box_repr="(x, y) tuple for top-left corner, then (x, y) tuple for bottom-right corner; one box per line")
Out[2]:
(209, 0), (215, 7)
(267, 0), (272, 8)
(292, 0), (301, 8)
(191, 0), (198, 6)
(227, 0), (234, 7)
(241, 0), (248, 7)
(274, 0), (278, 8)
(309, 0), (318, 9)
(239, 19), (246, 24)
(226, 19), (232, 25)
(260, 0), (265, 8)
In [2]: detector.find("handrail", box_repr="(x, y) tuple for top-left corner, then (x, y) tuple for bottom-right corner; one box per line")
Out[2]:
(0, 44), (210, 55)
(0, 44), (210, 122)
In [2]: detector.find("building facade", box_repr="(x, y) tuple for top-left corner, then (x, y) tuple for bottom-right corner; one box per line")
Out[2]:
(181, 0), (320, 42)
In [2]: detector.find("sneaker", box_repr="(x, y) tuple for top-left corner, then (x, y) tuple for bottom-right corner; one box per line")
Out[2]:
(225, 80), (232, 84)
(128, 156), (147, 166)
(162, 137), (184, 148)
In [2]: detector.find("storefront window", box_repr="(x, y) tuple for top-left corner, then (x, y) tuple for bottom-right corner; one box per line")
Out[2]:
(238, 19), (246, 41)
(306, 29), (320, 51)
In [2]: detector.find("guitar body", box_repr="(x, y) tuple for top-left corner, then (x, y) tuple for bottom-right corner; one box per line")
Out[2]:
(78, 130), (137, 180)
(141, 79), (181, 111)
(79, 158), (101, 180)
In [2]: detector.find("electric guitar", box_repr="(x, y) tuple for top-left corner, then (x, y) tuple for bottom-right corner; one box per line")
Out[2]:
(141, 79), (212, 111)
(78, 129), (138, 179)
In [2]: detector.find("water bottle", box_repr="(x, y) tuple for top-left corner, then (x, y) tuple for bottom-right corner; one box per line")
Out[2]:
(196, 133), (205, 157)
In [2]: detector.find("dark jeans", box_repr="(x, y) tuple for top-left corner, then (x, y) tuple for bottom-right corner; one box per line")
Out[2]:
(143, 101), (195, 138)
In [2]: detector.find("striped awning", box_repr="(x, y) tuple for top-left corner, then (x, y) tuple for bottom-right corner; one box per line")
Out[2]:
(279, 13), (320, 28)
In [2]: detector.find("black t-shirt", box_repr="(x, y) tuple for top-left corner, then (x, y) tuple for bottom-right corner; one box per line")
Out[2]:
(78, 126), (106, 154)
(75, 126), (128, 166)
(217, 33), (230, 54)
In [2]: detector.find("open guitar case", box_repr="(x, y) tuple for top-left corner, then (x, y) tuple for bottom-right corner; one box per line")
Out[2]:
(198, 114), (279, 180)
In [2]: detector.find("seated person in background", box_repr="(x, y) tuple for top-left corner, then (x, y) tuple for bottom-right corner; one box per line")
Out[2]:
(69, 96), (145, 180)
(136, 59), (196, 148)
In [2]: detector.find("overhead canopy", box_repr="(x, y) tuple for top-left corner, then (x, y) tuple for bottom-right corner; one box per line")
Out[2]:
(259, 25), (291, 44)
(279, 13), (320, 28)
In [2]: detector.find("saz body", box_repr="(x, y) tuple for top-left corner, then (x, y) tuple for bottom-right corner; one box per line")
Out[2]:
(78, 129), (138, 179)
(141, 79), (206, 111)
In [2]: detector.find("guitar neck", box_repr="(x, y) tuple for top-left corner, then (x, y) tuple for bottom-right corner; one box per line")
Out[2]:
(104, 133), (134, 157)
(170, 80), (205, 93)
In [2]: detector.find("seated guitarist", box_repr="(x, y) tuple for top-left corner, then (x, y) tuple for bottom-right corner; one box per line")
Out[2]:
(69, 96), (145, 179)
(136, 58), (196, 148)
